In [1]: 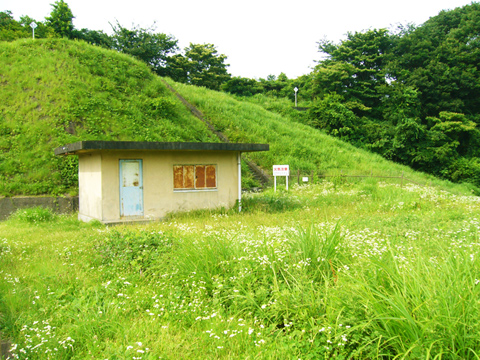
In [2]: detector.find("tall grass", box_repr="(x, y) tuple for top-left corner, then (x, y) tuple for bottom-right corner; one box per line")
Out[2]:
(349, 249), (480, 358)
(1, 179), (480, 358)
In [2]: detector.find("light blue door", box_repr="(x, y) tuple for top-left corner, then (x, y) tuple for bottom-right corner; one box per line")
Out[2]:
(120, 159), (144, 217)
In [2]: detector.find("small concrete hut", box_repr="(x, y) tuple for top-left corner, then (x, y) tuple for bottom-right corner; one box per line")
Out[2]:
(55, 141), (269, 223)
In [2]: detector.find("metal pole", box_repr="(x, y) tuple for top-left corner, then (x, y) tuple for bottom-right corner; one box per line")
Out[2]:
(30, 22), (37, 39)
(238, 152), (242, 212)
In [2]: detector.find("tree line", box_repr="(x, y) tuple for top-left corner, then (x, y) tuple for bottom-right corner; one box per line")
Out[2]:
(306, 3), (480, 189)
(2, 1), (480, 190)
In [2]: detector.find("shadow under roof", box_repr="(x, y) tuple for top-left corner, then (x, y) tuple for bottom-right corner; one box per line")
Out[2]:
(54, 141), (269, 156)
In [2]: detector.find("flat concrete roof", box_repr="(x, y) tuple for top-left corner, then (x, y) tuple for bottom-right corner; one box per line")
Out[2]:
(54, 141), (269, 155)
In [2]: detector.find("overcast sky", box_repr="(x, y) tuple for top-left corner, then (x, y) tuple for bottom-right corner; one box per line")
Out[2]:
(3, 0), (475, 79)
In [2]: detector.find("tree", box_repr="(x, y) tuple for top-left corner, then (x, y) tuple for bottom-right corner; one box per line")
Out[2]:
(0, 11), (29, 41)
(72, 28), (112, 48)
(390, 117), (427, 165)
(0, 12), (54, 41)
(221, 77), (262, 96)
(380, 83), (421, 125)
(389, 3), (480, 118)
(312, 61), (356, 99)
(304, 3), (480, 189)
(308, 93), (358, 140)
(314, 29), (393, 115)
(45, 0), (75, 38)
(169, 43), (230, 90)
(110, 21), (178, 75)
(427, 112), (479, 158)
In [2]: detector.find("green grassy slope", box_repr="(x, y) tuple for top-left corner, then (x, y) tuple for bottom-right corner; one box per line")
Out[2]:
(0, 38), (475, 197)
(0, 39), (216, 196)
(165, 79), (476, 195)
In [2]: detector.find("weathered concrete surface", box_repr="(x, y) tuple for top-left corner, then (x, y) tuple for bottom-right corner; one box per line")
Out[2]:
(0, 196), (79, 221)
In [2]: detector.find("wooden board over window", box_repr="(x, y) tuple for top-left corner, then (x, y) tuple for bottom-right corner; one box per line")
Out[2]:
(206, 165), (216, 188)
(174, 165), (217, 190)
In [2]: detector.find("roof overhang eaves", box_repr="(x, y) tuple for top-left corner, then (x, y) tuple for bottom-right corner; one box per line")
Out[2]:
(54, 141), (269, 155)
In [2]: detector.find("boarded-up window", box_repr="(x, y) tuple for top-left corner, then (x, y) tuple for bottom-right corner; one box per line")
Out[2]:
(174, 165), (216, 190)
(184, 165), (194, 189)
(206, 165), (216, 188)
(195, 166), (205, 188)
(173, 166), (184, 189)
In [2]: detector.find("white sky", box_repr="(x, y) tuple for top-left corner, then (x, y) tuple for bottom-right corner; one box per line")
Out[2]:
(3, 0), (475, 79)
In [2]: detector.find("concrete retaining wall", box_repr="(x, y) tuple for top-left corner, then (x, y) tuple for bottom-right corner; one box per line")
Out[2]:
(0, 196), (79, 221)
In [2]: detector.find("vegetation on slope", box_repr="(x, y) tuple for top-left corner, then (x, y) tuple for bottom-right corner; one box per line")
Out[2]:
(303, 3), (480, 188)
(0, 36), (477, 198)
(164, 78), (477, 195)
(0, 38), (216, 196)
(4, 2), (480, 192)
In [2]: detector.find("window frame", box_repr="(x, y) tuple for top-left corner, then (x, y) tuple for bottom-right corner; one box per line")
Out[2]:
(173, 164), (217, 192)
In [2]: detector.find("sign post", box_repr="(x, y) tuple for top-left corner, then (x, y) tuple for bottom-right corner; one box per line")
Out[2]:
(30, 22), (37, 39)
(273, 165), (290, 192)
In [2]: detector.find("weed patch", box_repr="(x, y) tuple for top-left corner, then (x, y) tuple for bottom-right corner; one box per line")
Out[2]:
(10, 206), (56, 223)
(93, 229), (175, 277)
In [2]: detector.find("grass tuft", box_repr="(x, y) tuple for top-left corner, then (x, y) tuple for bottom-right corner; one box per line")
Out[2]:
(10, 206), (56, 223)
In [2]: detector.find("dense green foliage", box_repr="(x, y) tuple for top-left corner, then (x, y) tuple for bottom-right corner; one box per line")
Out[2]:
(0, 39), (216, 196)
(109, 21), (179, 75)
(0, 11), (54, 41)
(389, 6), (480, 118)
(306, 3), (480, 188)
(222, 72), (312, 102)
(44, 0), (74, 38)
(168, 43), (231, 90)
(0, 11), (29, 41)
(1, 179), (479, 358)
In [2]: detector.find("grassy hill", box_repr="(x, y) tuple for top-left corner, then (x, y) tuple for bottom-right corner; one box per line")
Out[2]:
(2, 38), (480, 359)
(164, 79), (477, 195)
(0, 38), (216, 196)
(0, 38), (476, 197)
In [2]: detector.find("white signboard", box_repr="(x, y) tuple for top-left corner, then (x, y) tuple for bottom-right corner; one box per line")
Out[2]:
(273, 165), (290, 191)
(273, 165), (290, 176)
